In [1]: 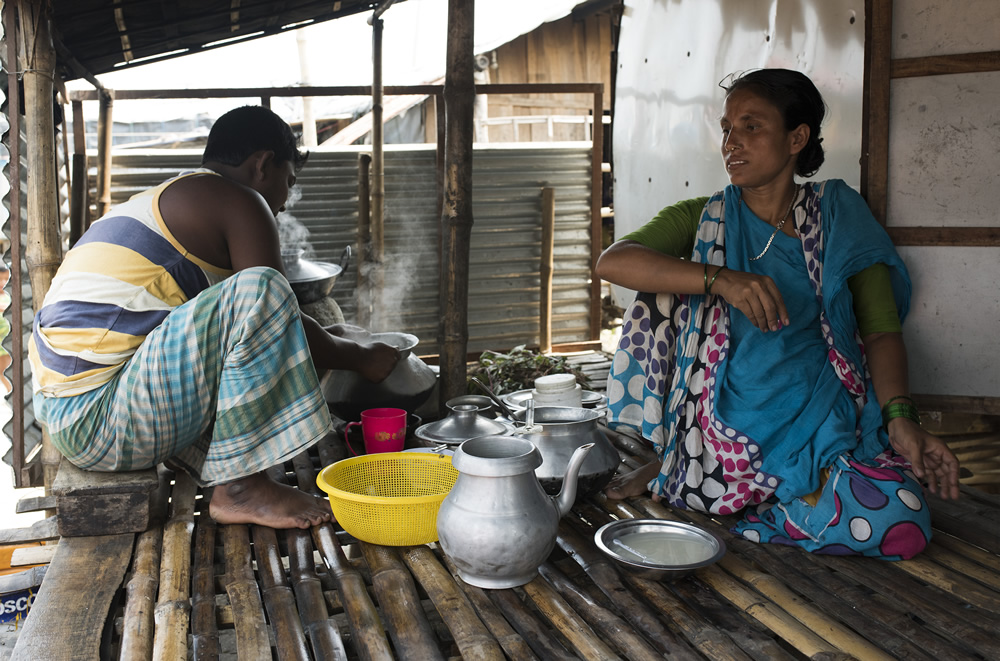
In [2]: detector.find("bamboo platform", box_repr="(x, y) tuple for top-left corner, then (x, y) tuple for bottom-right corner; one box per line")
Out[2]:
(9, 353), (1000, 660)
(9, 428), (1000, 660)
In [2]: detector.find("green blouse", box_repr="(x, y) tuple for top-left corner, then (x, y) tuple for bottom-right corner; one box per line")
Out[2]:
(622, 197), (901, 336)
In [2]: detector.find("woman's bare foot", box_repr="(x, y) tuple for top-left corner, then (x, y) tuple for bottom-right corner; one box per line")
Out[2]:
(208, 472), (333, 529)
(605, 460), (662, 500)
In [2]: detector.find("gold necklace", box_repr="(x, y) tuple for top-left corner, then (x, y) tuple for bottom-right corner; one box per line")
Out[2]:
(749, 185), (799, 261)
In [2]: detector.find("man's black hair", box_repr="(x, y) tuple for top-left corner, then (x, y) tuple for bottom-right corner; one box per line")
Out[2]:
(202, 105), (308, 172)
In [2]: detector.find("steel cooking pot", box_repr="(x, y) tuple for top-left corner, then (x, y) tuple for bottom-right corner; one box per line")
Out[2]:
(510, 406), (620, 496)
(282, 246), (351, 304)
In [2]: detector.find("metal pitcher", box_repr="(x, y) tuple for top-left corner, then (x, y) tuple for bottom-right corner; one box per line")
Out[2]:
(436, 436), (594, 589)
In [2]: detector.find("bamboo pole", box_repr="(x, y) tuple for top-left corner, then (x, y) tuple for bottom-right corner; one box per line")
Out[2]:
(221, 523), (272, 661)
(521, 573), (621, 661)
(191, 513), (220, 660)
(553, 521), (701, 659)
(615, 569), (753, 661)
(669, 580), (799, 661)
(437, 552), (539, 661)
(252, 524), (312, 661)
(620, 496), (978, 660)
(311, 523), (394, 660)
(19, 1), (62, 493)
(153, 472), (198, 661)
(370, 16), (385, 331)
(485, 588), (577, 661)
(95, 89), (114, 218)
(357, 152), (373, 328)
(362, 543), (444, 660)
(119, 525), (163, 660)
(399, 545), (504, 660)
(539, 187), (555, 354)
(537, 563), (655, 661)
(689, 519), (945, 661)
(894, 553), (1000, 613)
(438, 0), (476, 405)
(284, 450), (350, 660)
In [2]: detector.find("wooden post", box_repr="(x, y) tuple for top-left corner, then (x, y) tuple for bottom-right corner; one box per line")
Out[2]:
(589, 88), (604, 340)
(439, 0), (476, 404)
(357, 152), (372, 328)
(861, 0), (893, 225)
(539, 187), (555, 354)
(370, 16), (386, 330)
(95, 88), (114, 218)
(20, 1), (63, 492)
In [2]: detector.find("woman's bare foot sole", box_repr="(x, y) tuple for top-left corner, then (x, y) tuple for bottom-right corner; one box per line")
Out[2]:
(209, 472), (333, 529)
(605, 460), (662, 500)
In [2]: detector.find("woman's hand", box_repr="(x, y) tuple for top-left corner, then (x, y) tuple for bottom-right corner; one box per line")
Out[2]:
(887, 417), (961, 500)
(712, 268), (790, 332)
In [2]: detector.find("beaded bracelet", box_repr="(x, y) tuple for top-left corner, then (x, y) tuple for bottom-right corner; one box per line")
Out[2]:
(882, 401), (921, 429)
(708, 266), (726, 295)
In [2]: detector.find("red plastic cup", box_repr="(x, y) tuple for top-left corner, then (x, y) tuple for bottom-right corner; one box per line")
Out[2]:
(344, 408), (407, 455)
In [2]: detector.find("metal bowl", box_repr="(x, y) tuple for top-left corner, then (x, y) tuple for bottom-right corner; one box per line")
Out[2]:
(445, 395), (495, 417)
(594, 519), (726, 581)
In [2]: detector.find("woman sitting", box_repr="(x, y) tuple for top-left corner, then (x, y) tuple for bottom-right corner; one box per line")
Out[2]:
(597, 68), (959, 559)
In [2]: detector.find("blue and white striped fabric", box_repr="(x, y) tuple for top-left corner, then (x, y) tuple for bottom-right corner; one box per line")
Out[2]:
(29, 169), (230, 397)
(34, 268), (333, 486)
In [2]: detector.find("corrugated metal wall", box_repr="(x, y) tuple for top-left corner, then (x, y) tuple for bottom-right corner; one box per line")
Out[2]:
(99, 143), (595, 354)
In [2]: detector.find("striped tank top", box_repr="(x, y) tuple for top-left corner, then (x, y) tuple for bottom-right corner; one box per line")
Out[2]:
(29, 169), (232, 397)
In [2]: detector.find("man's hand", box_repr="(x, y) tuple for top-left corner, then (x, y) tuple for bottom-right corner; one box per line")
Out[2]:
(887, 417), (961, 500)
(357, 341), (401, 383)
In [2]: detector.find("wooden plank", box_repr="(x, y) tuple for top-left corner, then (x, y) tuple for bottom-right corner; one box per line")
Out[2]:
(0, 517), (60, 545)
(891, 51), (1000, 78)
(10, 533), (135, 660)
(914, 394), (1000, 416)
(887, 226), (1000, 247)
(51, 457), (158, 496)
(9, 544), (57, 567)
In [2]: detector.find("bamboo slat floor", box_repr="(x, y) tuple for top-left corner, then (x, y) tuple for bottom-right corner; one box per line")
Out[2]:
(10, 353), (1000, 660)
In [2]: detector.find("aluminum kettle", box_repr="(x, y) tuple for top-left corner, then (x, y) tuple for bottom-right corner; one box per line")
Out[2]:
(436, 436), (594, 589)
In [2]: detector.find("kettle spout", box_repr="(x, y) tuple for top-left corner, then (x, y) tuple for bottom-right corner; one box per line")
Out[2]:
(553, 443), (595, 517)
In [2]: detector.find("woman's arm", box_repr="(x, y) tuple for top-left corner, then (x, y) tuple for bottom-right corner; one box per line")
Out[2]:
(863, 331), (960, 499)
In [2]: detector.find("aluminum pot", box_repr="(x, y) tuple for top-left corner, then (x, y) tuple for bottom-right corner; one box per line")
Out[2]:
(510, 406), (619, 496)
(283, 246), (350, 305)
(321, 331), (437, 421)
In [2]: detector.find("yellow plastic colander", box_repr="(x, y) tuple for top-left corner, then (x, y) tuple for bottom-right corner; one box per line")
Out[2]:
(316, 452), (459, 546)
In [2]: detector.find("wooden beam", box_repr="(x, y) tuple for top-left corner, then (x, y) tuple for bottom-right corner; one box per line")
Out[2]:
(20, 0), (63, 493)
(540, 187), (555, 354)
(891, 51), (1000, 78)
(438, 0), (476, 407)
(860, 0), (893, 225)
(887, 227), (1000, 247)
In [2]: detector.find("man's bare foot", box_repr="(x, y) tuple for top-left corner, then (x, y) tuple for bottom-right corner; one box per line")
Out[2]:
(605, 460), (662, 500)
(208, 472), (333, 529)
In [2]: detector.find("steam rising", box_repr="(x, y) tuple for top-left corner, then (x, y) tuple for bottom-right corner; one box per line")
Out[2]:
(276, 184), (315, 259)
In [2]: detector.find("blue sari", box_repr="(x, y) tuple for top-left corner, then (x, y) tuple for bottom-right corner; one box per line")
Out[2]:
(606, 180), (932, 559)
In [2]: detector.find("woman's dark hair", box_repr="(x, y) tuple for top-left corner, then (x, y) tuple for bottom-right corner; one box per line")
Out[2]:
(202, 105), (308, 172)
(724, 69), (826, 177)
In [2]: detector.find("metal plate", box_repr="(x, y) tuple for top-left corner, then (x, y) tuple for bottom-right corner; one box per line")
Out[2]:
(594, 519), (726, 579)
(501, 389), (606, 410)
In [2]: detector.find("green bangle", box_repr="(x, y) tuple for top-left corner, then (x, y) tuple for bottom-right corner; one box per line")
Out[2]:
(884, 395), (915, 407)
(882, 401), (921, 429)
(707, 265), (726, 296)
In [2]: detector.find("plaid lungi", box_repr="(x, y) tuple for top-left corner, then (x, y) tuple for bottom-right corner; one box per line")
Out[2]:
(35, 267), (333, 487)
